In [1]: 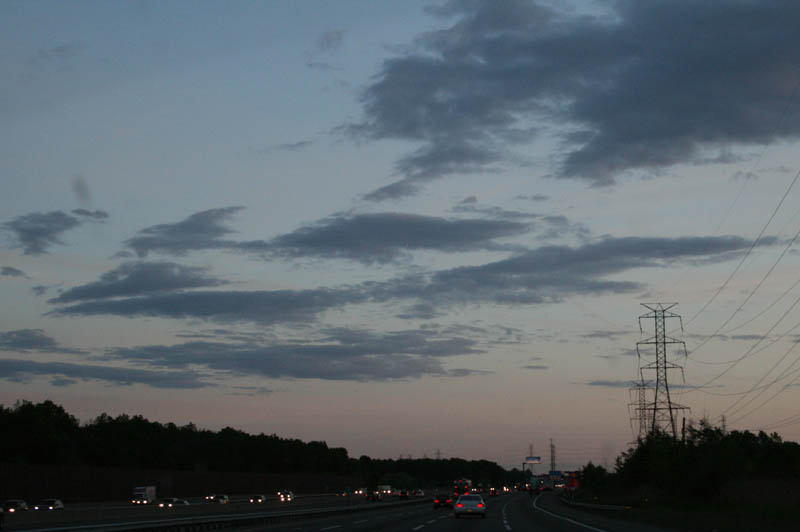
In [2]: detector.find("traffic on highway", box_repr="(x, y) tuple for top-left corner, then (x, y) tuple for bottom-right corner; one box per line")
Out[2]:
(0, 484), (669, 532)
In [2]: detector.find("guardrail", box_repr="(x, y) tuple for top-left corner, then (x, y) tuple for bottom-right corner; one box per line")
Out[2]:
(8, 497), (430, 532)
(560, 496), (631, 511)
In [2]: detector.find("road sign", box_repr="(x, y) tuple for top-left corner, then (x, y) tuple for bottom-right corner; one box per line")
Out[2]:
(524, 456), (541, 464)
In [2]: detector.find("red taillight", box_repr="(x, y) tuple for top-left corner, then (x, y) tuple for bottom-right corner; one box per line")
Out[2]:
(446, 499), (452, 503)
(434, 499), (439, 503)
(477, 503), (484, 508)
(456, 503), (463, 507)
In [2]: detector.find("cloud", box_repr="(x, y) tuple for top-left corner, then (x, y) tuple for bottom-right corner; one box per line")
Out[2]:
(53, 234), (773, 325)
(3, 211), (82, 255)
(48, 287), (367, 325)
(32, 285), (49, 296)
(267, 212), (531, 264)
(231, 385), (274, 396)
(72, 209), (109, 220)
(587, 379), (638, 388)
(1, 266), (27, 278)
(348, 0), (800, 197)
(104, 327), (484, 381)
(0, 358), (211, 389)
(0, 329), (85, 355)
(124, 208), (532, 264)
(396, 303), (441, 320)
(522, 364), (548, 370)
(580, 330), (634, 340)
(517, 194), (549, 202)
(124, 206), (245, 257)
(250, 140), (315, 153)
(50, 262), (229, 303)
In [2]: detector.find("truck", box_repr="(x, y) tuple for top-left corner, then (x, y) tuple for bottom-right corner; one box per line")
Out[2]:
(131, 486), (156, 504)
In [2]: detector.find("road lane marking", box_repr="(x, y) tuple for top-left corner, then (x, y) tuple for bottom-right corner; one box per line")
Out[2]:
(426, 519), (436, 523)
(501, 500), (513, 531)
(320, 526), (341, 531)
(412, 526), (424, 531)
(532, 495), (608, 532)
(353, 519), (369, 524)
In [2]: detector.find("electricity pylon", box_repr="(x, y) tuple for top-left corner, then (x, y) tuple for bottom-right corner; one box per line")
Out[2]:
(628, 376), (650, 440)
(636, 303), (690, 439)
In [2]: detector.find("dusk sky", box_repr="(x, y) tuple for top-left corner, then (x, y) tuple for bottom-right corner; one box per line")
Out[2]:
(5, 0), (800, 471)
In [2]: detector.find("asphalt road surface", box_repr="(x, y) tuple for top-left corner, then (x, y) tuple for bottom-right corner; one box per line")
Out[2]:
(3, 492), (680, 532)
(233, 492), (677, 532)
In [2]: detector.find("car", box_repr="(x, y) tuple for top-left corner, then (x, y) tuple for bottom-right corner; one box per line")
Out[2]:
(33, 499), (64, 510)
(432, 493), (453, 509)
(364, 490), (383, 501)
(398, 489), (409, 499)
(453, 494), (486, 518)
(278, 490), (293, 502)
(414, 489), (425, 497)
(205, 494), (229, 504)
(488, 487), (499, 496)
(2, 500), (27, 513)
(250, 494), (266, 503)
(157, 498), (189, 508)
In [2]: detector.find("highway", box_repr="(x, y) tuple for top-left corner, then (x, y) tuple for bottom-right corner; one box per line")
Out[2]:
(3, 492), (677, 532)
(238, 492), (676, 532)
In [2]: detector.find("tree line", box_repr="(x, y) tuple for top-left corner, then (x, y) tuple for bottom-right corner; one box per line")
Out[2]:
(578, 419), (800, 502)
(0, 400), (523, 489)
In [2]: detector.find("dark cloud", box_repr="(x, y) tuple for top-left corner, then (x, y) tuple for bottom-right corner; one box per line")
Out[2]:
(32, 285), (49, 296)
(587, 379), (638, 388)
(517, 194), (549, 202)
(349, 0), (800, 197)
(72, 209), (109, 220)
(452, 203), (590, 241)
(522, 364), (548, 370)
(1, 266), (27, 278)
(104, 327), (483, 381)
(0, 329), (85, 355)
(49, 287), (367, 325)
(396, 303), (440, 320)
(580, 330), (634, 340)
(54, 234), (771, 325)
(231, 385), (274, 396)
(251, 140), (315, 153)
(0, 358), (211, 389)
(125, 208), (532, 264)
(3, 211), (82, 255)
(50, 262), (228, 303)
(124, 206), (245, 257)
(267, 212), (531, 264)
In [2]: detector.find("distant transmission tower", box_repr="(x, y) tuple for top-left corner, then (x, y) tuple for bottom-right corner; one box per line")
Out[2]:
(636, 303), (690, 439)
(628, 377), (650, 440)
(549, 439), (556, 473)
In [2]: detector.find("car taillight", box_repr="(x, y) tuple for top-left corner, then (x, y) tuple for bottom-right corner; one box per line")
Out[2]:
(477, 503), (484, 508)
(456, 503), (463, 507)
(434, 499), (439, 503)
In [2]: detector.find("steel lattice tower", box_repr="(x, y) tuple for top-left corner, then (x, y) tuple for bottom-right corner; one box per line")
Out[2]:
(628, 377), (650, 440)
(636, 303), (690, 439)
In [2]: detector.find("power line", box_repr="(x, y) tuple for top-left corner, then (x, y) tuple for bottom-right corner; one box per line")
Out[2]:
(684, 168), (800, 339)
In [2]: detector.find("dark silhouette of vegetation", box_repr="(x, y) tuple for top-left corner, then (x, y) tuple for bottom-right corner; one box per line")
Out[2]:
(577, 419), (800, 505)
(0, 400), (519, 489)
